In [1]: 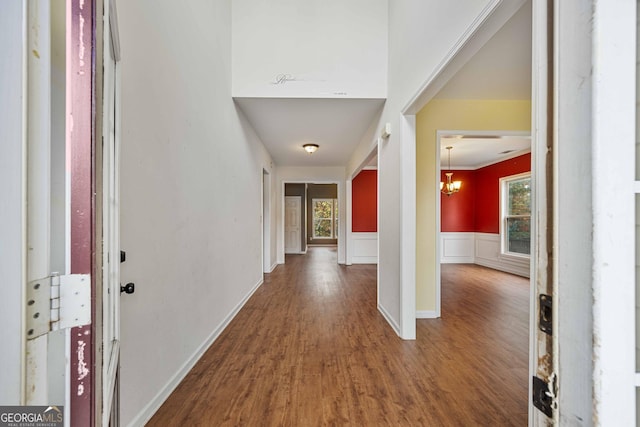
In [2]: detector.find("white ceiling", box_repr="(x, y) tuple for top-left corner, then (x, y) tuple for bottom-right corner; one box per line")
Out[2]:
(440, 135), (530, 169)
(235, 1), (531, 168)
(235, 98), (384, 167)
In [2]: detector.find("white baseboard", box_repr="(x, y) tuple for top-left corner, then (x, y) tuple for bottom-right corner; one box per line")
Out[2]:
(378, 303), (400, 336)
(127, 278), (265, 427)
(352, 256), (377, 264)
(475, 257), (529, 278)
(263, 262), (278, 274)
(474, 232), (529, 277)
(416, 310), (439, 319)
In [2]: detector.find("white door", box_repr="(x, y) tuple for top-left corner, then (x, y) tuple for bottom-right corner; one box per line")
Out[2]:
(284, 196), (302, 253)
(101, 0), (122, 424)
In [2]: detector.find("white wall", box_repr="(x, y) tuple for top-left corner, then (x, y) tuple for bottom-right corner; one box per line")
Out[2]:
(232, 0), (387, 98)
(346, 0), (526, 337)
(116, 1), (275, 424)
(347, 0), (494, 336)
(276, 167), (346, 264)
(0, 2), (26, 405)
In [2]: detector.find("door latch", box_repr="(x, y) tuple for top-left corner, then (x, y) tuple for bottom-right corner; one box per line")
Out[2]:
(539, 294), (552, 335)
(532, 373), (557, 418)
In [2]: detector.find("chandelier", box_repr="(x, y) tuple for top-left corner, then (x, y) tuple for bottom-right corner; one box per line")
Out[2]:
(440, 146), (462, 196)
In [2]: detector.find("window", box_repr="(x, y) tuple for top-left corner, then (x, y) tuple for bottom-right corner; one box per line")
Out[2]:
(501, 173), (531, 256)
(312, 199), (338, 239)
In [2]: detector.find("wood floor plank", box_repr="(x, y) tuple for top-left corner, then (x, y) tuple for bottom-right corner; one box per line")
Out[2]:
(146, 248), (529, 426)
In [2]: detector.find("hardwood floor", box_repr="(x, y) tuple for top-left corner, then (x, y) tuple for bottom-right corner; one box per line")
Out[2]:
(147, 247), (529, 426)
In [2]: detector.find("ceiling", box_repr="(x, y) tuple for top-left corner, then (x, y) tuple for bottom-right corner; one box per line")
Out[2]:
(435, 1), (531, 100)
(440, 135), (530, 169)
(236, 1), (531, 169)
(235, 98), (384, 167)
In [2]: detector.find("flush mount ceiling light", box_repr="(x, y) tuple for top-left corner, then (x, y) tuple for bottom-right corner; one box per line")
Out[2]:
(440, 146), (462, 196)
(303, 143), (319, 154)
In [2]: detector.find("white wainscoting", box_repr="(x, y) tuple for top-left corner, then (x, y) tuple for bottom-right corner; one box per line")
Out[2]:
(474, 232), (530, 277)
(474, 232), (501, 265)
(351, 232), (378, 264)
(440, 232), (475, 263)
(440, 232), (530, 278)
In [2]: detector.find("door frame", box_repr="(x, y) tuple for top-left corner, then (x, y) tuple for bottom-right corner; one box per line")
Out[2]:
(280, 180), (343, 263)
(551, 0), (637, 423)
(19, 1), (99, 423)
(589, 0), (637, 422)
(398, 0), (535, 413)
(24, 0), (55, 406)
(66, 0), (97, 424)
(262, 168), (272, 273)
(97, 0), (122, 424)
(346, 142), (379, 266)
(434, 129), (532, 321)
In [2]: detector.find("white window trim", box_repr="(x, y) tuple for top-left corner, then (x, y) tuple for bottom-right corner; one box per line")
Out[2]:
(499, 171), (531, 260)
(312, 198), (337, 240)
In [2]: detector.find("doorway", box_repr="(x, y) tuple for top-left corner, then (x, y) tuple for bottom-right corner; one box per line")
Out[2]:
(402, 0), (541, 421)
(282, 182), (340, 258)
(436, 131), (532, 318)
(307, 184), (339, 247)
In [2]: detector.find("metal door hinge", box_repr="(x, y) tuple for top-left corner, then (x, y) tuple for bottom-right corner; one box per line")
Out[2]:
(532, 372), (558, 418)
(26, 273), (91, 340)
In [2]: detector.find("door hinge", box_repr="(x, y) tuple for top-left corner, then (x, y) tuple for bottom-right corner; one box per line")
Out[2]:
(26, 273), (91, 340)
(532, 372), (558, 418)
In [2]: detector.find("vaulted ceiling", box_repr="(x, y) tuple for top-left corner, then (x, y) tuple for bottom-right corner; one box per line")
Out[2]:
(236, 1), (532, 168)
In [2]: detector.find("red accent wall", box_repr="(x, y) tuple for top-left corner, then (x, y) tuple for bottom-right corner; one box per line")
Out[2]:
(475, 153), (531, 233)
(441, 153), (531, 233)
(352, 170), (377, 232)
(441, 170), (476, 232)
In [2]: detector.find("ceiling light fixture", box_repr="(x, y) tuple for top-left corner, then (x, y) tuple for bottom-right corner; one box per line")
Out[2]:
(303, 143), (319, 154)
(440, 146), (462, 196)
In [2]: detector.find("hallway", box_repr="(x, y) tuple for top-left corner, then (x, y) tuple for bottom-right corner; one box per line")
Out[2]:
(148, 248), (528, 426)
